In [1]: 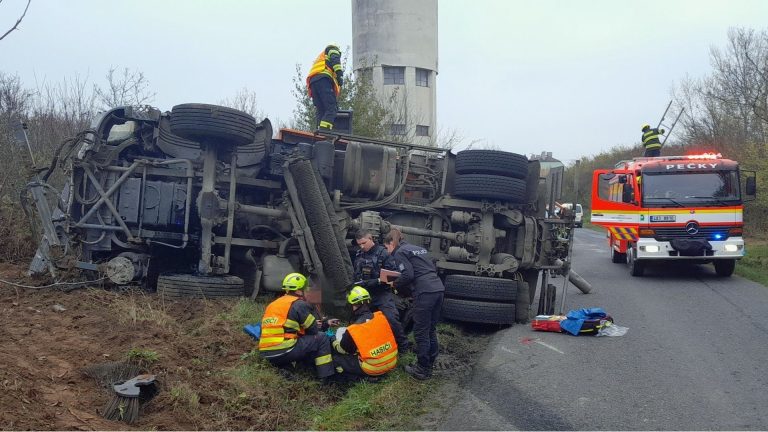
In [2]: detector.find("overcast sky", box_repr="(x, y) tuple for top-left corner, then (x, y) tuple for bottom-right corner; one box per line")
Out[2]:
(2, 0), (767, 162)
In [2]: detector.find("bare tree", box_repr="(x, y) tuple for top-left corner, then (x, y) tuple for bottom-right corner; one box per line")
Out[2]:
(219, 87), (265, 119)
(94, 67), (155, 110)
(0, 0), (31, 42)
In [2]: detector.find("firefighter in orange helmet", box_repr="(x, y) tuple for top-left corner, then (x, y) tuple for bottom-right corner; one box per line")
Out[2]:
(258, 273), (335, 380)
(331, 286), (399, 381)
(306, 44), (344, 131)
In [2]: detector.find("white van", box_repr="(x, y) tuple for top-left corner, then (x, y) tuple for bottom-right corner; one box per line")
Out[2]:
(560, 203), (584, 227)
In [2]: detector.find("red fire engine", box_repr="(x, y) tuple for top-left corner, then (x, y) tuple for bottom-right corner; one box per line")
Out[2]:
(591, 153), (756, 277)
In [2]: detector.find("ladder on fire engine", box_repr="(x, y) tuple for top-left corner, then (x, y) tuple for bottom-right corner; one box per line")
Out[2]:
(655, 100), (684, 146)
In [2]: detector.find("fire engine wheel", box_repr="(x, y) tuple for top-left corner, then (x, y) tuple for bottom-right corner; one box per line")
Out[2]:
(454, 174), (527, 203)
(455, 150), (529, 179)
(442, 298), (515, 325)
(713, 259), (736, 277)
(611, 247), (626, 264)
(627, 247), (645, 277)
(170, 103), (258, 147)
(156, 274), (244, 298)
(444, 274), (517, 302)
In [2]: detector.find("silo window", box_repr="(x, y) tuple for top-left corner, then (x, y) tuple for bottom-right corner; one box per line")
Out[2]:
(416, 68), (429, 87)
(416, 125), (430, 136)
(383, 66), (405, 85)
(390, 124), (407, 135)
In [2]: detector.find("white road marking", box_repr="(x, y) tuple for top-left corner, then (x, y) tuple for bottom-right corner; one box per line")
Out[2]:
(534, 340), (565, 354)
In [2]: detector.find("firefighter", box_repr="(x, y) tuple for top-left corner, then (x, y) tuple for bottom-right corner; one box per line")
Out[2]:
(641, 123), (666, 157)
(331, 286), (399, 380)
(353, 229), (410, 352)
(306, 44), (344, 131)
(383, 228), (444, 380)
(258, 273), (335, 380)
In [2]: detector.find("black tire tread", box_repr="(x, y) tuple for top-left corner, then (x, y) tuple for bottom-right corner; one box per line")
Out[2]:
(454, 174), (527, 203)
(456, 150), (528, 179)
(157, 274), (244, 298)
(442, 298), (515, 325)
(170, 103), (257, 146)
(444, 274), (517, 302)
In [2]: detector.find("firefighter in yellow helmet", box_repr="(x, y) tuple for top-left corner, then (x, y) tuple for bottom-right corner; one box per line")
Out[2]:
(641, 123), (665, 157)
(258, 273), (336, 380)
(306, 44), (344, 131)
(331, 286), (399, 381)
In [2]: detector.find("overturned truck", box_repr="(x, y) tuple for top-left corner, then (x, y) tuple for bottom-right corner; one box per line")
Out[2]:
(25, 104), (589, 324)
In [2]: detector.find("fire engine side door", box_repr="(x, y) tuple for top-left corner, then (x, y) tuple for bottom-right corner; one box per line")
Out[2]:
(591, 170), (640, 251)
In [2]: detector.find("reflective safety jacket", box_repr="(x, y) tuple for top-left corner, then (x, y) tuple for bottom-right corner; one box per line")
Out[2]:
(642, 127), (665, 150)
(346, 311), (398, 376)
(307, 48), (342, 97)
(258, 295), (308, 353)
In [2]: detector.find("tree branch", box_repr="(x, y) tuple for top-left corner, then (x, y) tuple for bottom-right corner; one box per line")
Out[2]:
(0, 0), (31, 42)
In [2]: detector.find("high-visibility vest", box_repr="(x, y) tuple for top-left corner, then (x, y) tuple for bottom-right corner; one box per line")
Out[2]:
(306, 51), (341, 97)
(258, 295), (304, 352)
(642, 128), (663, 150)
(346, 311), (398, 376)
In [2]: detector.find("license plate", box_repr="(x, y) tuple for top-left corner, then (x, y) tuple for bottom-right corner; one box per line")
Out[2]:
(650, 215), (676, 222)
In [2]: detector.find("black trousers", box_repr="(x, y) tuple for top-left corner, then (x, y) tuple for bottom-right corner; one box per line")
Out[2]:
(412, 291), (444, 369)
(644, 147), (661, 157)
(265, 334), (335, 378)
(309, 77), (338, 128)
(372, 290), (410, 351)
(332, 353), (366, 378)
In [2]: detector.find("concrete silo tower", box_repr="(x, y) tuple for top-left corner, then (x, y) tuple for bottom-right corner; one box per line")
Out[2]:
(352, 0), (438, 145)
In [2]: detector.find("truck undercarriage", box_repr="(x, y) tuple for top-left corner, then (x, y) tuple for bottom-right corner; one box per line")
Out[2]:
(24, 104), (590, 324)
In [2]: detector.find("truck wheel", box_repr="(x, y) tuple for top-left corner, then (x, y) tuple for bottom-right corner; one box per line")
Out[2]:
(455, 150), (528, 179)
(611, 247), (626, 264)
(454, 174), (527, 203)
(442, 298), (515, 325)
(170, 103), (257, 146)
(289, 160), (352, 317)
(444, 274), (517, 302)
(713, 259), (736, 277)
(157, 273), (244, 298)
(627, 247), (645, 277)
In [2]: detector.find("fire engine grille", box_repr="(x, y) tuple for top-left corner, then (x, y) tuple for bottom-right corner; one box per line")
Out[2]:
(653, 226), (731, 241)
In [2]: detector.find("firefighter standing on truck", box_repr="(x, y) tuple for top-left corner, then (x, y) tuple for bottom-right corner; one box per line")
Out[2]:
(306, 44), (344, 131)
(353, 229), (410, 352)
(641, 123), (665, 157)
(331, 286), (399, 381)
(258, 273), (336, 381)
(383, 228), (444, 380)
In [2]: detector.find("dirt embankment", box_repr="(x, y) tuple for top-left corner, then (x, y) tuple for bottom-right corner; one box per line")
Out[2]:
(0, 263), (255, 430)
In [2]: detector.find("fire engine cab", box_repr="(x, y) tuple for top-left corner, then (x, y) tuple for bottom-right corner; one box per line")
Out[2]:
(591, 153), (756, 277)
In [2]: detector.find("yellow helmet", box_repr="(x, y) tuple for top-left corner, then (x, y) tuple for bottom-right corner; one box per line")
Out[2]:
(347, 286), (371, 305)
(282, 273), (307, 291)
(641, 124), (651, 131)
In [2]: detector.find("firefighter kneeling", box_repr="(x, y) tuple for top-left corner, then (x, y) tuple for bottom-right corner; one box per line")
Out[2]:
(258, 273), (335, 381)
(331, 286), (399, 381)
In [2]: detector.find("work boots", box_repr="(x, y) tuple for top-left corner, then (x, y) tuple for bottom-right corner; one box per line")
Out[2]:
(404, 363), (432, 380)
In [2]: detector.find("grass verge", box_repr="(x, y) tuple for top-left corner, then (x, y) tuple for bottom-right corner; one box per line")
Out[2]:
(221, 298), (489, 430)
(736, 242), (768, 287)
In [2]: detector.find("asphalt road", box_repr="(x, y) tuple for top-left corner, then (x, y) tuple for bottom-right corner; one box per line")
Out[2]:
(437, 228), (768, 430)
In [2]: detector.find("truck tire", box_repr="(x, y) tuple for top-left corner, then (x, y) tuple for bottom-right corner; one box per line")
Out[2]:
(442, 298), (515, 325)
(444, 275), (517, 302)
(611, 247), (626, 263)
(713, 259), (736, 277)
(289, 160), (352, 317)
(454, 174), (527, 203)
(627, 247), (645, 277)
(455, 150), (528, 179)
(170, 103), (257, 146)
(157, 274), (244, 298)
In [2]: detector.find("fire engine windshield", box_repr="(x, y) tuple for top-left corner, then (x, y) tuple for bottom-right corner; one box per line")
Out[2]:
(642, 170), (740, 207)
